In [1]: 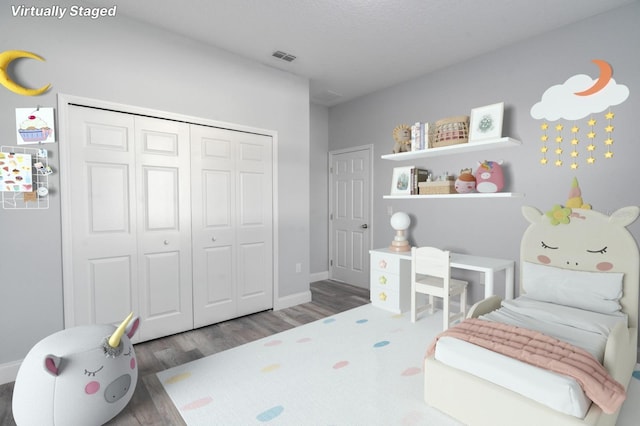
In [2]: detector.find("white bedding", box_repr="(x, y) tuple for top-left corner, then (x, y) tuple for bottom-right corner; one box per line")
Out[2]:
(480, 296), (627, 361)
(433, 297), (627, 418)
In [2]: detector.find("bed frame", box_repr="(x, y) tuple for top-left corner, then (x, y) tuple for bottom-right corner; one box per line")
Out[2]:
(424, 206), (640, 426)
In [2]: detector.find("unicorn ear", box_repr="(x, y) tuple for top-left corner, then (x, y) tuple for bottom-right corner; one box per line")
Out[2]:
(126, 316), (140, 339)
(522, 205), (543, 224)
(44, 354), (61, 376)
(609, 206), (640, 227)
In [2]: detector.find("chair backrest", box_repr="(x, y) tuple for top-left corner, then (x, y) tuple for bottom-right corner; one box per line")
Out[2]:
(412, 246), (451, 281)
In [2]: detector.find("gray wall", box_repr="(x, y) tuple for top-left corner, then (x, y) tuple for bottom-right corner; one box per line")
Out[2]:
(310, 103), (329, 277)
(327, 3), (640, 303)
(0, 4), (310, 372)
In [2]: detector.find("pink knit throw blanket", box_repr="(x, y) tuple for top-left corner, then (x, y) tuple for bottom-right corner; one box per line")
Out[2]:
(426, 318), (626, 414)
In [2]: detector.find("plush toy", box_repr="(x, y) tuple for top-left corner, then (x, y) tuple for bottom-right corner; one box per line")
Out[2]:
(12, 313), (140, 426)
(475, 160), (504, 193)
(455, 168), (476, 193)
(392, 124), (411, 153)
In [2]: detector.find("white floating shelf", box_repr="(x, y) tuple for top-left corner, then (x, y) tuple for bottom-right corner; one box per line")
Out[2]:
(381, 137), (521, 161)
(383, 192), (524, 199)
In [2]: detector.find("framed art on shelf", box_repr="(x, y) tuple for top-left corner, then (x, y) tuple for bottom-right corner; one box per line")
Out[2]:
(469, 102), (504, 142)
(390, 166), (414, 195)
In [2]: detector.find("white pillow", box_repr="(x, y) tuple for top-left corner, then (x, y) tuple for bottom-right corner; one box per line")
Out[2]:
(522, 262), (624, 314)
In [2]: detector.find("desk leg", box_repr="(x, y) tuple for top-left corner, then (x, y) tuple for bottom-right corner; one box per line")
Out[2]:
(484, 270), (494, 299)
(505, 264), (515, 299)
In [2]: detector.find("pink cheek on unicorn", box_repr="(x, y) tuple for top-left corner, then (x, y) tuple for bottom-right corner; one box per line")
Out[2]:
(597, 262), (614, 271)
(130, 358), (136, 370)
(537, 255), (551, 264)
(85, 381), (100, 395)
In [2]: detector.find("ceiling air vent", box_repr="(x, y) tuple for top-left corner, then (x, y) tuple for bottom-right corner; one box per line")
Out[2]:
(272, 50), (297, 62)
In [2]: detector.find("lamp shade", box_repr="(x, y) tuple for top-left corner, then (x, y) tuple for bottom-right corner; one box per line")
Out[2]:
(390, 211), (410, 230)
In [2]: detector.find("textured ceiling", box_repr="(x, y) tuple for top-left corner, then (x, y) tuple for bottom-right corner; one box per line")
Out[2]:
(86, 0), (636, 106)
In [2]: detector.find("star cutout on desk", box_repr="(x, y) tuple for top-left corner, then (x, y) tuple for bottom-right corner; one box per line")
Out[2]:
(379, 292), (387, 301)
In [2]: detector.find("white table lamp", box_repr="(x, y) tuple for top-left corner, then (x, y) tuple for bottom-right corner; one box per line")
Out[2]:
(389, 211), (411, 252)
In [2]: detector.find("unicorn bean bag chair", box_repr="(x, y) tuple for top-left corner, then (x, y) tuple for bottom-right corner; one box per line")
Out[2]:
(12, 313), (140, 425)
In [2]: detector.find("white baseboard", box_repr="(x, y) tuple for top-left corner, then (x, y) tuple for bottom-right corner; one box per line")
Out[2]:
(0, 359), (21, 385)
(274, 290), (312, 310)
(310, 271), (329, 282)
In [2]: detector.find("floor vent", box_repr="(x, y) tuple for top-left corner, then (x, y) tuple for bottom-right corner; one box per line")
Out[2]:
(272, 50), (297, 62)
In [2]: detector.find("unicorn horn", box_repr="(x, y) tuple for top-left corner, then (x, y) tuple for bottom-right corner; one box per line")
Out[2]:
(108, 312), (134, 349)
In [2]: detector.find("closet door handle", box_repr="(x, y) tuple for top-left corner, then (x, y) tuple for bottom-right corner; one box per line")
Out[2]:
(163, 240), (169, 245)
(211, 237), (216, 242)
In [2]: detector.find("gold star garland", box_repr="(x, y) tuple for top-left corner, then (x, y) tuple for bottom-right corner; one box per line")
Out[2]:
(570, 124), (579, 169)
(540, 122), (548, 165)
(554, 123), (563, 167)
(604, 109), (614, 159)
(539, 111), (616, 166)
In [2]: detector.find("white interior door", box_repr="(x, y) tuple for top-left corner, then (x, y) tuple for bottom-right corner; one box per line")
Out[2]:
(134, 117), (193, 340)
(64, 106), (193, 341)
(66, 106), (139, 329)
(329, 146), (372, 288)
(191, 125), (273, 327)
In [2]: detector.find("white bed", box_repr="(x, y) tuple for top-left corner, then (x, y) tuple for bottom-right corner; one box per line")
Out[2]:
(424, 205), (640, 426)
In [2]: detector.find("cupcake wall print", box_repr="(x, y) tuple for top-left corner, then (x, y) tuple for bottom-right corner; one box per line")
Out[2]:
(16, 107), (55, 145)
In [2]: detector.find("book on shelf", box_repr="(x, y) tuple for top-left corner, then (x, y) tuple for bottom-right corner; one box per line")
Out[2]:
(411, 167), (430, 194)
(410, 122), (434, 151)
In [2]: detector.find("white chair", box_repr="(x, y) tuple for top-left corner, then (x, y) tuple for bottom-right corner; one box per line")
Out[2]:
(411, 246), (468, 330)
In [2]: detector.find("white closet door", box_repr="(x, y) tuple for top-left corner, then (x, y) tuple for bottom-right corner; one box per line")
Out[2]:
(64, 107), (193, 341)
(66, 106), (139, 329)
(191, 126), (273, 327)
(134, 117), (193, 340)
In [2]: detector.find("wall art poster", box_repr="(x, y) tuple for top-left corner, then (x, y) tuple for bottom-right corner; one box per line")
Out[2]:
(0, 151), (33, 192)
(15, 107), (56, 145)
(469, 102), (504, 142)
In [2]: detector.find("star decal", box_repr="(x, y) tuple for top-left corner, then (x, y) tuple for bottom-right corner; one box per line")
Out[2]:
(555, 124), (563, 131)
(587, 157), (596, 164)
(571, 138), (579, 145)
(605, 151), (614, 159)
(555, 136), (563, 143)
(605, 125), (614, 132)
(588, 118), (597, 126)
(571, 126), (579, 133)
(555, 148), (563, 155)
(540, 135), (548, 142)
(604, 138), (614, 145)
(555, 159), (563, 166)
(570, 163), (578, 170)
(587, 144), (596, 151)
(605, 111), (615, 120)
(540, 158), (548, 164)
(540, 146), (548, 153)
(587, 131), (596, 139)
(541, 123), (549, 130)
(570, 151), (579, 158)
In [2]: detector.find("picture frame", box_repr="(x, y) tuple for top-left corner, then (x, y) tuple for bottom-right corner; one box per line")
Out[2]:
(390, 166), (413, 195)
(469, 102), (504, 142)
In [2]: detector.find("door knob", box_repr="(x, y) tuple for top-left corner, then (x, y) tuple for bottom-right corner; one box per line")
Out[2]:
(361, 224), (368, 229)
(163, 240), (169, 245)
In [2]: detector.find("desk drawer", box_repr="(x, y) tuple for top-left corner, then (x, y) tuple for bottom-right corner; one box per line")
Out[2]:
(371, 286), (400, 313)
(370, 251), (400, 274)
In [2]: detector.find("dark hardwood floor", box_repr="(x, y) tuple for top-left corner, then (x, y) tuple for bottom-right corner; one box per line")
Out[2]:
(0, 280), (369, 426)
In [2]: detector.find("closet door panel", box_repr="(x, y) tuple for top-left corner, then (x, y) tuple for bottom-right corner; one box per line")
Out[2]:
(191, 126), (237, 327)
(66, 107), (138, 328)
(236, 134), (273, 315)
(136, 117), (193, 340)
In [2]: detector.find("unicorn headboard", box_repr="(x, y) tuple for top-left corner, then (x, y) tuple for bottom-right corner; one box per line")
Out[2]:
(520, 205), (640, 328)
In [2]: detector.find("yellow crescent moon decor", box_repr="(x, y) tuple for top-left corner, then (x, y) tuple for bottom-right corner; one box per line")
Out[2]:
(0, 50), (51, 96)
(574, 59), (612, 97)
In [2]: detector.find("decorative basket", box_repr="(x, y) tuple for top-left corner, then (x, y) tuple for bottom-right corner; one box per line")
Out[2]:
(418, 180), (456, 195)
(431, 116), (470, 148)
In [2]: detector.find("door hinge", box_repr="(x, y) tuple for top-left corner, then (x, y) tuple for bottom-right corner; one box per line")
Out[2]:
(330, 259), (333, 266)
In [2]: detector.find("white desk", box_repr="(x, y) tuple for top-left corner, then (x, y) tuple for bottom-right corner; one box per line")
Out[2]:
(369, 249), (515, 312)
